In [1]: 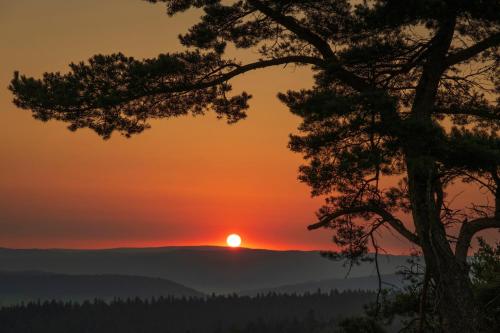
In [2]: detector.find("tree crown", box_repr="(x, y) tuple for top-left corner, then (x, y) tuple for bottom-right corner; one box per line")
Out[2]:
(9, 0), (500, 260)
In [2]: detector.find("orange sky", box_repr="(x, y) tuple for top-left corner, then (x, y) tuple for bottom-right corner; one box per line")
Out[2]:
(0, 0), (496, 252)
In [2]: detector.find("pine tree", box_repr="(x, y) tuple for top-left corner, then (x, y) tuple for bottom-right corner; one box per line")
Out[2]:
(9, 1), (500, 331)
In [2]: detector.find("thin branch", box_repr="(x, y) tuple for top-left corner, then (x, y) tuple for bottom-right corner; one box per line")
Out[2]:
(371, 234), (382, 318)
(308, 204), (420, 245)
(247, 0), (334, 59)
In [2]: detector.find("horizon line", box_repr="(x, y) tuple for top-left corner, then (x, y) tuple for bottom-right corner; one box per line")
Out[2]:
(0, 244), (407, 255)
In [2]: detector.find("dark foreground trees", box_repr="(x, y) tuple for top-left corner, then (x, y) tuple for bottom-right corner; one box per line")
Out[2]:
(0, 291), (374, 333)
(361, 238), (500, 332)
(9, 1), (500, 331)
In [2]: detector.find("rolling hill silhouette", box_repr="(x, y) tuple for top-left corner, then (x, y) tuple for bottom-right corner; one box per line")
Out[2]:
(0, 246), (411, 293)
(0, 270), (202, 304)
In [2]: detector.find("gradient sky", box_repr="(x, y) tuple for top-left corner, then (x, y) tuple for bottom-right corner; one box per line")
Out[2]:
(0, 0), (495, 252)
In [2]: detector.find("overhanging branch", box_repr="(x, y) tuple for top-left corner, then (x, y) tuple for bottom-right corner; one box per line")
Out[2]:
(308, 204), (420, 245)
(151, 55), (325, 95)
(9, 54), (325, 138)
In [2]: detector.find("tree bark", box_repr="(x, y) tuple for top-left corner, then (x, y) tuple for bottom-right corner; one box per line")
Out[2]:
(406, 153), (482, 332)
(401, 11), (487, 330)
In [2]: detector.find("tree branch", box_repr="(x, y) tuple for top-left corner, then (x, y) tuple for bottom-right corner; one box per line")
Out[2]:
(412, 15), (457, 115)
(308, 204), (420, 245)
(151, 55), (324, 95)
(455, 217), (500, 262)
(444, 32), (500, 67)
(9, 54), (325, 138)
(247, 0), (335, 59)
(247, 0), (371, 92)
(435, 106), (500, 121)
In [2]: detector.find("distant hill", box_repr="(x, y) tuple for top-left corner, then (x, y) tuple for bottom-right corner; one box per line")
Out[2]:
(0, 270), (202, 304)
(0, 246), (412, 293)
(240, 274), (405, 296)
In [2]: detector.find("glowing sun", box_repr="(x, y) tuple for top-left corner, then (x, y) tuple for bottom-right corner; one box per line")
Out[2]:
(226, 234), (242, 248)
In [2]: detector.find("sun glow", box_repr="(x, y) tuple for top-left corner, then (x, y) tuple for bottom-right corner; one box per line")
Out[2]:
(226, 234), (242, 248)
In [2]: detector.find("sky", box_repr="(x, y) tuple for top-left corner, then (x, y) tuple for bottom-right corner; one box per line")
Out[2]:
(0, 0), (495, 252)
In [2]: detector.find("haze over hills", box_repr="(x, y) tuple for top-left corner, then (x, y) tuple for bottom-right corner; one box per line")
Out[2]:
(0, 246), (411, 294)
(0, 271), (202, 305)
(240, 274), (405, 296)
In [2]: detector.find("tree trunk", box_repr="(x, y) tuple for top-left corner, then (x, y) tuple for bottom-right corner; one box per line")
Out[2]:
(435, 265), (481, 332)
(406, 153), (482, 332)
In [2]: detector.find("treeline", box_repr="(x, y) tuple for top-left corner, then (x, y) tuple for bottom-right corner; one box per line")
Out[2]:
(0, 290), (375, 333)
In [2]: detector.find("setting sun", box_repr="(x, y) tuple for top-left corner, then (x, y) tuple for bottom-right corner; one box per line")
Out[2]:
(226, 234), (242, 248)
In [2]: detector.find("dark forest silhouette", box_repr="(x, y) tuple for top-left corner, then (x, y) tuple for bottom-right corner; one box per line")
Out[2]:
(0, 240), (498, 332)
(8, 1), (500, 331)
(0, 291), (377, 333)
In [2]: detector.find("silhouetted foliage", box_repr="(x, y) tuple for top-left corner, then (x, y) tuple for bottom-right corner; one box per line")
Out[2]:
(356, 239), (500, 332)
(469, 238), (500, 330)
(0, 291), (376, 333)
(334, 317), (386, 333)
(9, 1), (500, 331)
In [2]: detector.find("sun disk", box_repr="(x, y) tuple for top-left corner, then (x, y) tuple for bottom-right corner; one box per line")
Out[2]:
(226, 234), (242, 248)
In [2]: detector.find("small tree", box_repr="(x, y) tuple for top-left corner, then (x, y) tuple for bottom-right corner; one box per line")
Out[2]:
(9, 1), (500, 331)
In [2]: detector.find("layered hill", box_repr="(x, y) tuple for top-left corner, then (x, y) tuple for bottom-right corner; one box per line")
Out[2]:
(0, 270), (202, 304)
(240, 274), (404, 296)
(0, 246), (411, 293)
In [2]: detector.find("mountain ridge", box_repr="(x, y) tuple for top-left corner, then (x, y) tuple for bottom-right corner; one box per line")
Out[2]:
(0, 246), (413, 293)
(0, 270), (203, 305)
